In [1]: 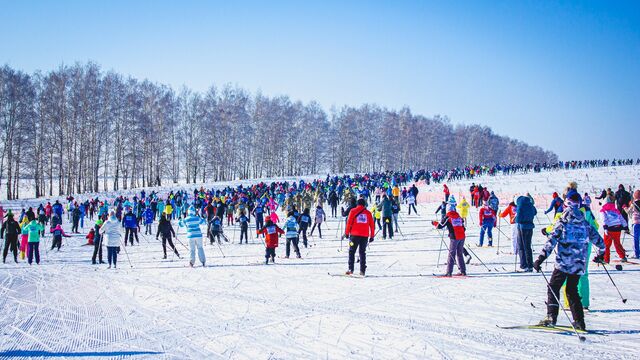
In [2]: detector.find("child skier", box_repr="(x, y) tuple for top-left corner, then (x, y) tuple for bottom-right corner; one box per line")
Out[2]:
(284, 212), (301, 258)
(50, 224), (71, 251)
(208, 215), (224, 244)
(298, 208), (312, 248)
(478, 204), (497, 247)
(257, 217), (284, 264)
(236, 211), (249, 244)
(156, 213), (180, 259)
(310, 205), (326, 238)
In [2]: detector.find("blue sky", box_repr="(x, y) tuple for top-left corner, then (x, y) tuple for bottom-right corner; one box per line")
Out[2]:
(1, 0), (638, 160)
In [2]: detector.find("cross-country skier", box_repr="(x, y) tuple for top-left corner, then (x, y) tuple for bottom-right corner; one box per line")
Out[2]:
(1, 212), (20, 263)
(122, 208), (139, 246)
(100, 210), (121, 269)
(432, 203), (467, 277)
(156, 213), (180, 259)
(478, 203), (496, 247)
(284, 212), (301, 258)
(298, 208), (312, 248)
(343, 198), (375, 276)
(516, 195), (537, 272)
(600, 195), (628, 263)
(179, 206), (206, 267)
(533, 190), (605, 331)
(50, 224), (71, 251)
(236, 211), (249, 244)
(310, 205), (326, 238)
(257, 216), (284, 264)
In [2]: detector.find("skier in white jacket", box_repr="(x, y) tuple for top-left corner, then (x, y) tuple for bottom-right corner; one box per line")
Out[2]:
(99, 210), (122, 269)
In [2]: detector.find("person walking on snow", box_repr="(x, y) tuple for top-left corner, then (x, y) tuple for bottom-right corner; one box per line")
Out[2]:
(310, 205), (326, 238)
(533, 190), (605, 331)
(457, 197), (470, 226)
(516, 195), (537, 272)
(23, 219), (44, 265)
(344, 198), (375, 276)
(179, 206), (206, 267)
(284, 212), (301, 258)
(122, 209), (140, 246)
(499, 199), (518, 254)
(1, 212), (20, 263)
(50, 224), (71, 251)
(625, 190), (640, 259)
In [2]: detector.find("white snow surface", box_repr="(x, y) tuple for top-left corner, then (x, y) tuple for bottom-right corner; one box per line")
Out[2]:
(1, 166), (640, 359)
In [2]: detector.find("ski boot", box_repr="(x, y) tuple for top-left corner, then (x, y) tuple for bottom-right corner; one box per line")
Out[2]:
(163, 254), (167, 259)
(573, 319), (586, 331)
(345, 270), (353, 275)
(359, 271), (365, 277)
(537, 315), (556, 327)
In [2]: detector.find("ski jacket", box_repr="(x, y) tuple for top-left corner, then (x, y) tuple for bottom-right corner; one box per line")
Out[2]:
(541, 205), (605, 275)
(499, 203), (517, 224)
(314, 207), (325, 223)
(457, 200), (470, 218)
(50, 224), (70, 238)
(515, 196), (537, 230)
(599, 203), (627, 231)
(284, 216), (299, 238)
(488, 195), (499, 212)
(479, 207), (496, 226)
(344, 205), (375, 238)
(237, 214), (249, 228)
(210, 217), (222, 233)
(1, 218), (20, 237)
(156, 218), (176, 238)
(122, 212), (138, 229)
(436, 211), (465, 240)
(24, 221), (44, 243)
(298, 212), (312, 230)
(257, 223), (284, 248)
(144, 208), (154, 224)
(626, 200), (640, 225)
(179, 215), (205, 239)
(100, 217), (121, 247)
(377, 198), (393, 217)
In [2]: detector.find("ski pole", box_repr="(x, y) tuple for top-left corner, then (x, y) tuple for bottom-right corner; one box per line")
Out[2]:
(464, 243), (492, 272)
(436, 229), (448, 268)
(215, 237), (226, 258)
(600, 263), (627, 303)
(539, 270), (586, 342)
(119, 236), (133, 268)
(496, 216), (501, 255)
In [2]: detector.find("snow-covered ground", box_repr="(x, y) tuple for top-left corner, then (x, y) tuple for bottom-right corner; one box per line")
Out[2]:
(1, 166), (640, 359)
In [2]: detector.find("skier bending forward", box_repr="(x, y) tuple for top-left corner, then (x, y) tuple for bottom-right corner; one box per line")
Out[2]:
(533, 190), (605, 331)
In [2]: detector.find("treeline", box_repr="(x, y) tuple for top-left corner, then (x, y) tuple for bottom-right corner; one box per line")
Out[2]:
(0, 62), (557, 200)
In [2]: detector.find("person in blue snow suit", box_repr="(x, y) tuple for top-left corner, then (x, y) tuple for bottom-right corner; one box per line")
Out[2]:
(143, 207), (154, 235)
(121, 209), (139, 246)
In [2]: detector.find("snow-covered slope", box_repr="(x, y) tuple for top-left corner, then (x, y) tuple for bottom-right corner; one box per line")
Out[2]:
(1, 166), (639, 359)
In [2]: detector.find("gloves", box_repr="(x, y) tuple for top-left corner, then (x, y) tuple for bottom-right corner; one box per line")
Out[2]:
(541, 228), (548, 236)
(431, 221), (439, 227)
(592, 253), (605, 264)
(368, 237), (374, 243)
(532, 254), (546, 272)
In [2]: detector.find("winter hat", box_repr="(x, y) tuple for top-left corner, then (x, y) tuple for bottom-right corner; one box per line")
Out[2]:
(357, 198), (366, 206)
(565, 189), (582, 207)
(188, 206), (196, 216)
(447, 204), (456, 212)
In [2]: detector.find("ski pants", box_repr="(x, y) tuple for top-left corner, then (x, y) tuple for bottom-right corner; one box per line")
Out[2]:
(511, 223), (519, 254)
(51, 235), (62, 250)
(392, 213), (399, 232)
(446, 239), (466, 275)
(299, 228), (308, 247)
(479, 225), (493, 246)
(189, 236), (206, 265)
(2, 234), (18, 262)
(145, 223), (152, 235)
(348, 236), (368, 274)
(382, 216), (393, 239)
(603, 230), (626, 263)
(125, 228), (139, 245)
(517, 228), (534, 270)
(286, 236), (300, 257)
(408, 203), (418, 215)
(27, 242), (40, 265)
(633, 224), (640, 258)
(240, 226), (248, 244)
(563, 244), (591, 308)
(265, 247), (276, 261)
(161, 235), (178, 256)
(331, 205), (337, 217)
(255, 216), (264, 237)
(547, 269), (583, 324)
(313, 222), (324, 238)
(92, 237), (103, 263)
(107, 246), (118, 266)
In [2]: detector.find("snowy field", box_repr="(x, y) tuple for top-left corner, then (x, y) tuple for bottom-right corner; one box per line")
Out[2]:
(1, 166), (640, 359)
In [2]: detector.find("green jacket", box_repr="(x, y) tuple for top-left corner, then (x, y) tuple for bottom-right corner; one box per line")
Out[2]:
(24, 220), (44, 243)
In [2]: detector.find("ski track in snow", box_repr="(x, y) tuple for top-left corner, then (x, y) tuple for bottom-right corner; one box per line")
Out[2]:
(1, 166), (640, 359)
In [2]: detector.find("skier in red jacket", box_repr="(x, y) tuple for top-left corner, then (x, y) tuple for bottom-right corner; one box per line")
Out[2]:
(257, 217), (285, 264)
(343, 198), (375, 276)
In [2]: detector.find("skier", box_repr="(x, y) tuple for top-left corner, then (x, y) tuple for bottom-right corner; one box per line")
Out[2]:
(91, 219), (105, 265)
(100, 210), (121, 269)
(328, 190), (339, 217)
(533, 190), (605, 331)
(252, 201), (265, 238)
(121, 208), (140, 246)
(432, 203), (467, 277)
(179, 207), (206, 267)
(377, 195), (393, 240)
(406, 192), (418, 215)
(443, 184), (450, 202)
(71, 205), (81, 233)
(391, 198), (400, 232)
(488, 192), (499, 213)
(208, 215), (224, 244)
(625, 190), (640, 259)
(23, 219), (44, 265)
(457, 197), (470, 226)
(284, 212), (301, 258)
(544, 192), (564, 216)
(156, 214), (180, 259)
(478, 204), (496, 247)
(310, 205), (326, 238)
(298, 208), (312, 248)
(435, 201), (447, 223)
(499, 199), (518, 254)
(516, 195), (537, 272)
(257, 216), (284, 264)
(343, 198), (375, 276)
(49, 224), (71, 251)
(236, 211), (249, 244)
(1, 212), (20, 263)
(143, 206), (154, 235)
(599, 195), (628, 263)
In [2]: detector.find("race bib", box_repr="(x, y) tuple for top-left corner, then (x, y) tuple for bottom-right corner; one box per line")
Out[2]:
(267, 226), (276, 235)
(451, 218), (464, 227)
(356, 214), (367, 224)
